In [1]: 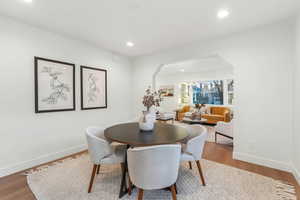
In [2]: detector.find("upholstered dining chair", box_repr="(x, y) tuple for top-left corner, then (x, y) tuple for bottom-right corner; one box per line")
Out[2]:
(215, 119), (234, 143)
(181, 125), (208, 186)
(85, 127), (126, 193)
(127, 144), (181, 200)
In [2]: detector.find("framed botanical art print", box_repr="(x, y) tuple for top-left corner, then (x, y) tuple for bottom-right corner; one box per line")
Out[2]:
(34, 57), (76, 113)
(80, 66), (107, 110)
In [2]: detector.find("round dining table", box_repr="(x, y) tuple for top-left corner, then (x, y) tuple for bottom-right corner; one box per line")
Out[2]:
(104, 122), (189, 198)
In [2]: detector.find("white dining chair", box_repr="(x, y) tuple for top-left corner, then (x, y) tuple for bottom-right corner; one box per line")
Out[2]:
(215, 119), (234, 143)
(85, 126), (126, 193)
(181, 125), (208, 186)
(127, 144), (181, 200)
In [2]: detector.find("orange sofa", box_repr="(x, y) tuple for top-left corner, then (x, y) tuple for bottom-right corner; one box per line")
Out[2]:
(177, 105), (191, 121)
(202, 106), (231, 124)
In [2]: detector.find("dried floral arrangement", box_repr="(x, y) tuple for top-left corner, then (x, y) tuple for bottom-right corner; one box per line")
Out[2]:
(142, 87), (163, 111)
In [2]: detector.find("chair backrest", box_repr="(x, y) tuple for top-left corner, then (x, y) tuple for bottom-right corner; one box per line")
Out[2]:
(181, 105), (191, 113)
(211, 106), (230, 115)
(186, 125), (208, 160)
(85, 127), (112, 164)
(216, 119), (234, 136)
(127, 144), (181, 190)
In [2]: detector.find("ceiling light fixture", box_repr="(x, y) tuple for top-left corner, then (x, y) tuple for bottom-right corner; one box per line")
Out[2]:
(23, 0), (33, 3)
(217, 9), (229, 19)
(126, 41), (134, 47)
(180, 69), (185, 72)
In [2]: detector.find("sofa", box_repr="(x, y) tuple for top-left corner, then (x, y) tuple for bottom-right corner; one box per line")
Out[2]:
(177, 105), (191, 121)
(201, 106), (231, 124)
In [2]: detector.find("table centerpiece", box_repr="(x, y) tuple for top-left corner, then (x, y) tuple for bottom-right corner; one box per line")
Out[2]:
(139, 87), (162, 131)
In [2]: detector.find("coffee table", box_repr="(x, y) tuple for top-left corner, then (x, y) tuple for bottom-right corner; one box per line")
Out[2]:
(156, 117), (174, 124)
(182, 117), (216, 126)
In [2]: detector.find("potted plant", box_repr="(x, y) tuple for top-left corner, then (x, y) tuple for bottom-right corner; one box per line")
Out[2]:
(139, 87), (162, 131)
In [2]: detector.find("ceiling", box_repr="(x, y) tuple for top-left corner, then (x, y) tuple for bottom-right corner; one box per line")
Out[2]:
(0, 0), (299, 57)
(158, 56), (233, 76)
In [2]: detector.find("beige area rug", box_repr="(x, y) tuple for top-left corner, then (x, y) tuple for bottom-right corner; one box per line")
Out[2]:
(26, 154), (296, 200)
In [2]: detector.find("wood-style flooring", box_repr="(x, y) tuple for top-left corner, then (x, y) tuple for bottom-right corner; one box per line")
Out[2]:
(0, 142), (299, 200)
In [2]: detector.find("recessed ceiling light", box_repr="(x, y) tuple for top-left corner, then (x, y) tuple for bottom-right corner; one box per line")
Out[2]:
(23, 0), (33, 3)
(217, 9), (229, 19)
(180, 69), (185, 72)
(126, 41), (134, 47)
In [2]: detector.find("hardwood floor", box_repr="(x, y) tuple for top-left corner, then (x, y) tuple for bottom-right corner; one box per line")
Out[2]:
(202, 142), (300, 199)
(0, 142), (299, 200)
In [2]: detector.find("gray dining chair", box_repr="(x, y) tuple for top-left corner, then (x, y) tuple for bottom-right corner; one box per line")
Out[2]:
(85, 126), (126, 193)
(181, 125), (208, 186)
(127, 144), (181, 200)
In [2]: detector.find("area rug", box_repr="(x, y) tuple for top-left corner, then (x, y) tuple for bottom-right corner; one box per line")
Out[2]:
(26, 154), (296, 200)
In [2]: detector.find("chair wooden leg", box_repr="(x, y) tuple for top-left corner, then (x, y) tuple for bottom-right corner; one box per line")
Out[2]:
(137, 188), (144, 200)
(189, 161), (192, 169)
(96, 165), (100, 174)
(215, 132), (217, 143)
(88, 164), (97, 193)
(174, 183), (178, 194)
(195, 160), (206, 186)
(170, 184), (177, 200)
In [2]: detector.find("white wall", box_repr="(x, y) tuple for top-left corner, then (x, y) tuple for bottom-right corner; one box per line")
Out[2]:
(157, 69), (234, 84)
(292, 15), (300, 184)
(132, 20), (294, 172)
(0, 16), (133, 177)
(157, 69), (234, 112)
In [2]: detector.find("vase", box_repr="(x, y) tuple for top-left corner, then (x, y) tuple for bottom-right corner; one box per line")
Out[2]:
(139, 108), (156, 131)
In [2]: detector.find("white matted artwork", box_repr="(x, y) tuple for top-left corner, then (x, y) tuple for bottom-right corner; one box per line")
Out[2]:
(159, 85), (174, 97)
(34, 57), (75, 113)
(80, 66), (107, 110)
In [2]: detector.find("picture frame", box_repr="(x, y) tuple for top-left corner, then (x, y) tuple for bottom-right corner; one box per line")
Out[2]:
(34, 57), (76, 113)
(80, 66), (107, 110)
(159, 85), (174, 97)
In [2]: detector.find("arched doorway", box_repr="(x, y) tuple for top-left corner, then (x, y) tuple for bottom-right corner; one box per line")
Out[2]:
(152, 54), (235, 146)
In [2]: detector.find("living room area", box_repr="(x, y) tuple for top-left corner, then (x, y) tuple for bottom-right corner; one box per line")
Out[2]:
(156, 55), (234, 145)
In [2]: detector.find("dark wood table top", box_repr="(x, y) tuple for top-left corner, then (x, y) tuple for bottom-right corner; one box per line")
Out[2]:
(156, 117), (174, 121)
(104, 122), (188, 146)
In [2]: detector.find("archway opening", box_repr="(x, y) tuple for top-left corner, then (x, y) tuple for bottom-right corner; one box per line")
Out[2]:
(153, 54), (235, 145)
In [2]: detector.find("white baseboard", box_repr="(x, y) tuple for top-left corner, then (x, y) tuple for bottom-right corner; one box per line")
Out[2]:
(0, 144), (87, 178)
(291, 164), (300, 185)
(233, 151), (292, 172)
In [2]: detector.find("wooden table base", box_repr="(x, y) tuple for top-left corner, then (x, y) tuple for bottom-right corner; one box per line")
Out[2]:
(119, 145), (129, 198)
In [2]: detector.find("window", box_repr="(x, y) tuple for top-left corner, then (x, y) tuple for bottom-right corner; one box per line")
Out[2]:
(192, 80), (224, 105)
(179, 79), (234, 106)
(227, 79), (234, 105)
(179, 83), (190, 104)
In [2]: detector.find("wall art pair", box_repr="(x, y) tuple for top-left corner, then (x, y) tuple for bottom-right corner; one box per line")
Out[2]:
(34, 57), (107, 113)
